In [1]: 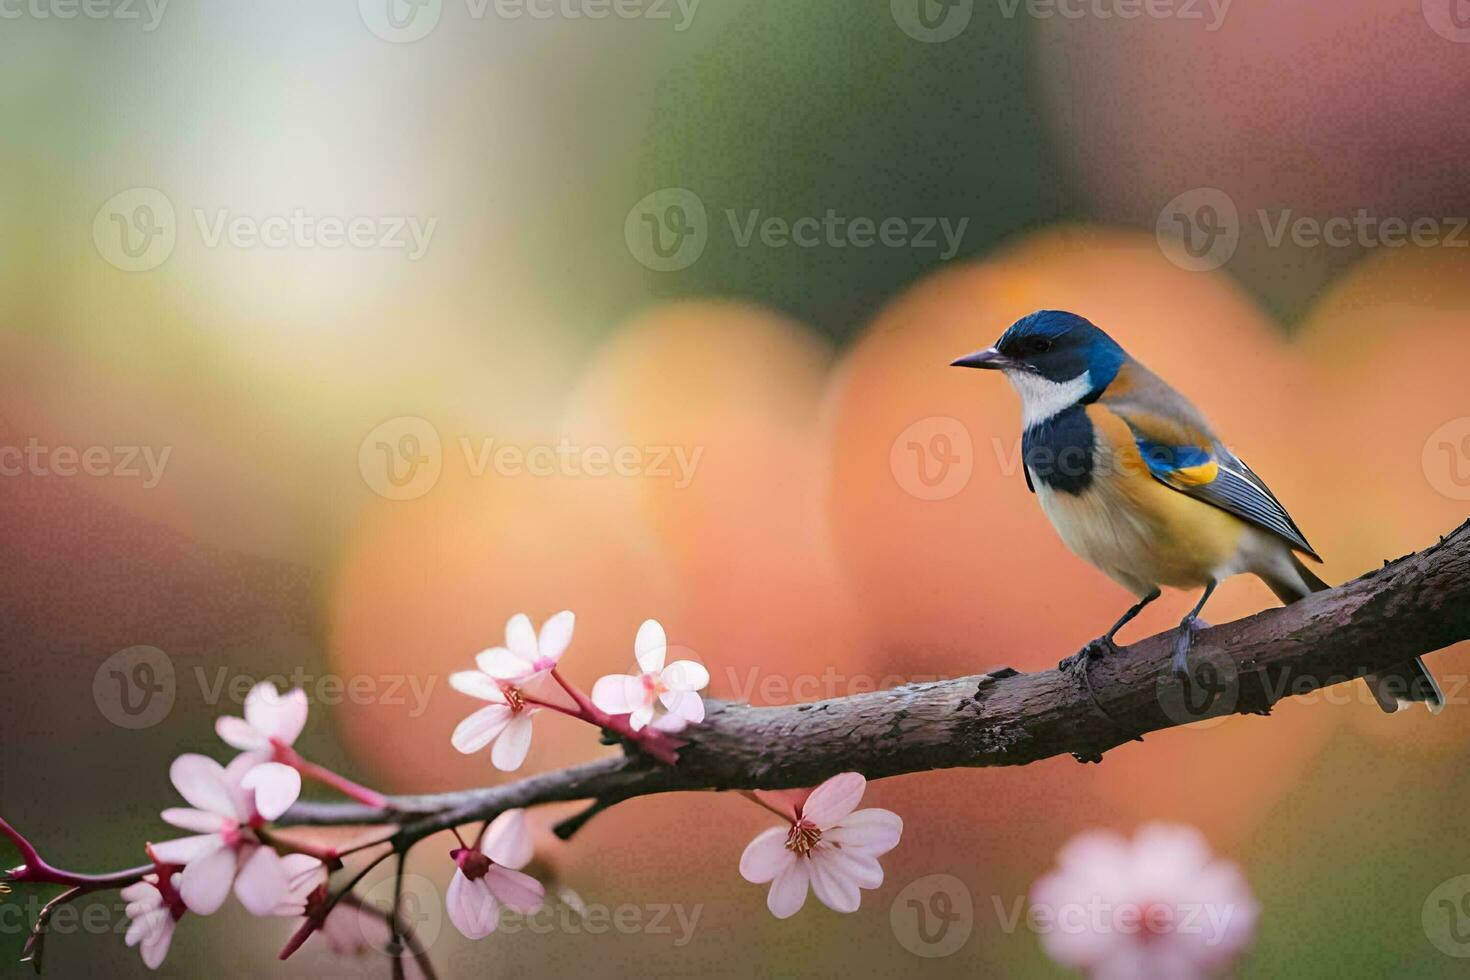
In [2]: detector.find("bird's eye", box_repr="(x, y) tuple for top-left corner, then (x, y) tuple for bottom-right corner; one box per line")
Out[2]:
(1028, 337), (1052, 354)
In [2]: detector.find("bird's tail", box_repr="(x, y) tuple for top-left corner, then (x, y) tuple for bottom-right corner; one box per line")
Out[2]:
(1262, 553), (1443, 715)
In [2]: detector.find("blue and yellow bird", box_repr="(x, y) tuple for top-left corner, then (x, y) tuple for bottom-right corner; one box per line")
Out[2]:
(953, 309), (1441, 713)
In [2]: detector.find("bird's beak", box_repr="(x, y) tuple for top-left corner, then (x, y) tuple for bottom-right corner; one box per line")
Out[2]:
(950, 347), (1010, 371)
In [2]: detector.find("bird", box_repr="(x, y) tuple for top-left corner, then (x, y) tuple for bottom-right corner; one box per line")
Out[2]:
(951, 309), (1441, 714)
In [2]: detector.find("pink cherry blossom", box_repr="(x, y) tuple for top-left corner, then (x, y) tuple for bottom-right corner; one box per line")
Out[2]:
(150, 754), (301, 916)
(445, 809), (546, 939)
(215, 682), (309, 754)
(1029, 823), (1260, 979)
(474, 611), (575, 691)
(263, 854), (328, 917)
(448, 669), (542, 772)
(121, 871), (185, 970)
(590, 619), (709, 732)
(739, 772), (902, 919)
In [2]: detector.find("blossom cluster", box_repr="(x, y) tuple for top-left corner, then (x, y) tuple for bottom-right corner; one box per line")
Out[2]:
(0, 608), (1258, 978)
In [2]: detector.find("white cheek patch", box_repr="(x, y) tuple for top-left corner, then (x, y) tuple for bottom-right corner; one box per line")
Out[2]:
(1005, 369), (1093, 427)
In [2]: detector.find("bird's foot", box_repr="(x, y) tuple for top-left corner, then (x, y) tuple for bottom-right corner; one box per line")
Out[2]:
(1059, 635), (1119, 672)
(1170, 620), (1200, 679)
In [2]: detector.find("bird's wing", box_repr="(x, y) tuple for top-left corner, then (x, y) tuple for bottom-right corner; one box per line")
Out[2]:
(1101, 369), (1321, 561)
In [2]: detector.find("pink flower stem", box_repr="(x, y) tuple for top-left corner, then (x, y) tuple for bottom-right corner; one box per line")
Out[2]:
(281, 845), (397, 961)
(548, 667), (681, 765)
(273, 745), (390, 810)
(738, 790), (796, 822)
(1, 816), (152, 891)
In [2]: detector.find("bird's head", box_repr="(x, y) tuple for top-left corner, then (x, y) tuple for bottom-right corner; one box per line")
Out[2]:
(951, 310), (1127, 422)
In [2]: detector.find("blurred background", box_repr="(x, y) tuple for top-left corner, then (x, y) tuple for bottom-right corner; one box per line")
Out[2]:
(3, 0), (1470, 976)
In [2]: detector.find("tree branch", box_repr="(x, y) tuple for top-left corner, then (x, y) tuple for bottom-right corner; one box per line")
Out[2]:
(280, 520), (1470, 841)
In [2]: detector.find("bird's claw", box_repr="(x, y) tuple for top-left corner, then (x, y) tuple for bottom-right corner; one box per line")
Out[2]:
(1059, 636), (1119, 672)
(1170, 621), (1198, 679)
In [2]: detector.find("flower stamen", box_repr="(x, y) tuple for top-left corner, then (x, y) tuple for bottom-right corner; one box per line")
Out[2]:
(784, 821), (822, 856)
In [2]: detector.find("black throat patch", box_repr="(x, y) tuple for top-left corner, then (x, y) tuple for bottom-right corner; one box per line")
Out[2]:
(1022, 404), (1095, 495)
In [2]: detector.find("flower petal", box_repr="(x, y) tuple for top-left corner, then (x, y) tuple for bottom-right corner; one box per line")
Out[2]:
(161, 808), (230, 834)
(234, 846), (290, 916)
(446, 869), (499, 940)
(820, 845), (884, 890)
(825, 808), (903, 857)
(126, 906), (169, 947)
(660, 660), (709, 693)
(504, 613), (538, 661)
(490, 714), (535, 771)
(241, 762), (302, 821)
(169, 754), (235, 818)
(140, 918), (175, 969)
(450, 671), (507, 703)
(451, 704), (512, 754)
(481, 809), (534, 870)
(740, 827), (795, 884)
(485, 866), (546, 914)
(766, 859), (810, 919)
(474, 648), (532, 682)
(215, 716), (268, 751)
(801, 772), (866, 828)
(536, 610), (575, 663)
(150, 834), (223, 866)
(627, 704), (654, 732)
(243, 683), (309, 745)
(809, 851), (862, 913)
(659, 689), (705, 724)
(179, 845), (238, 915)
(634, 619), (667, 674)
(590, 674), (645, 715)
(649, 711), (689, 733)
